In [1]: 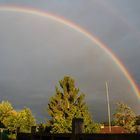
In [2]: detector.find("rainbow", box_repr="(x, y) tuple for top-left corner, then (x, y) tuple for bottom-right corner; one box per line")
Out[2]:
(0, 5), (139, 98)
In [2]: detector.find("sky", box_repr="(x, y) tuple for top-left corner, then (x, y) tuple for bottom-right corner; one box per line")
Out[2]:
(0, 0), (140, 122)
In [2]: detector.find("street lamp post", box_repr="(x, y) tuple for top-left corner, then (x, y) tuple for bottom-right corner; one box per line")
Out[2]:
(106, 82), (111, 132)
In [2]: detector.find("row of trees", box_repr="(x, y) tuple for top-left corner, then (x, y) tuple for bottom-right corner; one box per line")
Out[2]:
(0, 76), (140, 134)
(0, 101), (36, 133)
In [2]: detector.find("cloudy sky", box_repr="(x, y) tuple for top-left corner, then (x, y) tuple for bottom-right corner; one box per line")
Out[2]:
(0, 0), (140, 122)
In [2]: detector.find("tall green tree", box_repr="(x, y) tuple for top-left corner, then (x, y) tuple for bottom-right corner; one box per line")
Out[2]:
(46, 76), (100, 133)
(113, 102), (136, 133)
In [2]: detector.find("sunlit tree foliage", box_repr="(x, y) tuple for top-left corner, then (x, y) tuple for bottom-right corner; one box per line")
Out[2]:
(113, 102), (136, 133)
(46, 76), (100, 133)
(0, 101), (36, 133)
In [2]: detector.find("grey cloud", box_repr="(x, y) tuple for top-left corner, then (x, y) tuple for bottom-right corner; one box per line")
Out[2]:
(0, 1), (140, 122)
(0, 11), (139, 122)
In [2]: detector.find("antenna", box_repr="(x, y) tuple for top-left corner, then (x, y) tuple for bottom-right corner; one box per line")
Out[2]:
(105, 82), (111, 132)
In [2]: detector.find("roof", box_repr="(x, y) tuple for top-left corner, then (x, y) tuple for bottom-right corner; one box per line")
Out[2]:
(100, 126), (129, 134)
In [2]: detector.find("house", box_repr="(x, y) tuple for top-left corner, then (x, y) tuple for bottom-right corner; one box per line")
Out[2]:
(100, 126), (129, 133)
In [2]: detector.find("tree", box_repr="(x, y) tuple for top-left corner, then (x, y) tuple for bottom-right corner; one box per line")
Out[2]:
(0, 101), (15, 126)
(15, 107), (36, 132)
(0, 101), (36, 133)
(3, 110), (18, 132)
(135, 115), (140, 125)
(135, 115), (140, 133)
(46, 76), (100, 133)
(113, 102), (136, 133)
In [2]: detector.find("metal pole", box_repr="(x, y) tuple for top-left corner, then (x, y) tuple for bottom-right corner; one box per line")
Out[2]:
(105, 82), (111, 132)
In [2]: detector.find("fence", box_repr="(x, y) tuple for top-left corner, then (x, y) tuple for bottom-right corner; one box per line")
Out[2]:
(17, 133), (140, 140)
(0, 129), (8, 140)
(12, 118), (140, 140)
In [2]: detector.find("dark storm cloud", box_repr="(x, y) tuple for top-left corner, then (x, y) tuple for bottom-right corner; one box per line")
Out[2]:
(0, 1), (139, 86)
(0, 0), (140, 122)
(0, 11), (139, 122)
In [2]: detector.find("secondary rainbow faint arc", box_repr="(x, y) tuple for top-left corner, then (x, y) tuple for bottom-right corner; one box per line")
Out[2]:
(0, 6), (139, 98)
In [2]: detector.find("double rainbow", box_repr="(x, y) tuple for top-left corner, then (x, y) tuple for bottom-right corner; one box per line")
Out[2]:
(0, 5), (139, 99)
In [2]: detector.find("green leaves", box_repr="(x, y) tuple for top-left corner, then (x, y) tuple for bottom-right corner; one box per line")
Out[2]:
(0, 101), (14, 122)
(15, 108), (36, 132)
(0, 101), (36, 133)
(46, 76), (100, 133)
(113, 102), (136, 133)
